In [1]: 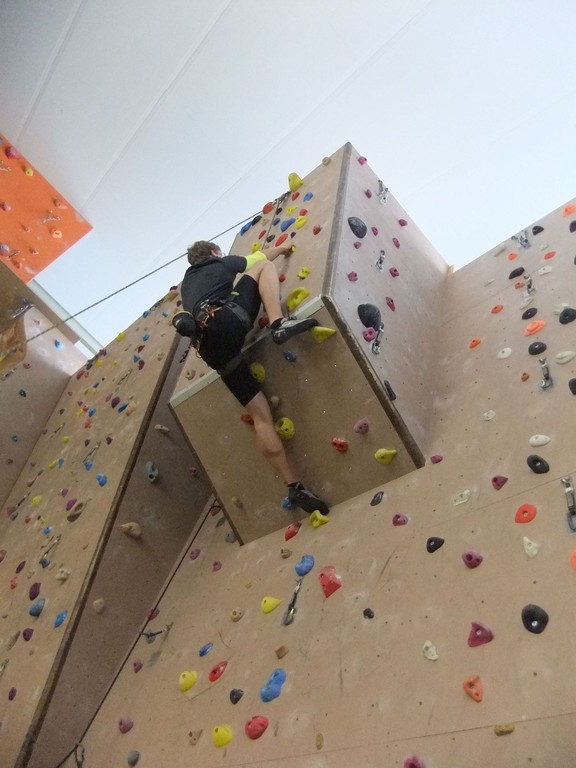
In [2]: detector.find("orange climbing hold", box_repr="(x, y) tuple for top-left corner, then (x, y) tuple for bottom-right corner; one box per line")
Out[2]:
(521, 372), (530, 381)
(515, 503), (537, 523)
(543, 251), (556, 260)
(524, 320), (546, 336)
(508, 252), (518, 260)
(469, 338), (481, 349)
(491, 305), (503, 314)
(562, 204), (576, 216)
(571, 549), (576, 570)
(515, 281), (525, 289)
(463, 675), (483, 702)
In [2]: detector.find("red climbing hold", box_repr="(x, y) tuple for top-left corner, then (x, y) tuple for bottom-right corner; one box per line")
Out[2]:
(430, 454), (443, 464)
(468, 621), (494, 647)
(313, 226), (321, 235)
(392, 514), (408, 526)
(209, 660), (228, 682)
(291, 191), (300, 200)
(118, 717), (134, 734)
(319, 566), (342, 598)
(263, 202), (275, 214)
(275, 234), (288, 247)
(404, 757), (425, 768)
(240, 414), (254, 425)
(331, 437), (349, 453)
(285, 522), (301, 541)
(491, 305), (504, 314)
(515, 503), (537, 523)
(543, 251), (556, 260)
(245, 715), (269, 740)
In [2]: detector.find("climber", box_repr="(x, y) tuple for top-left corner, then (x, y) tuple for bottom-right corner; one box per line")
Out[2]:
(173, 240), (329, 516)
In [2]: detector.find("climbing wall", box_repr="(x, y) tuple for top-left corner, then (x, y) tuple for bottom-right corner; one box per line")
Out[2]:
(59, 196), (576, 767)
(171, 144), (448, 542)
(0, 261), (87, 508)
(0, 290), (213, 768)
(0, 131), (92, 281)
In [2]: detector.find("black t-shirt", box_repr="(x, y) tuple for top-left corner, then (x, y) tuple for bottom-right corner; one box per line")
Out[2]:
(180, 255), (247, 315)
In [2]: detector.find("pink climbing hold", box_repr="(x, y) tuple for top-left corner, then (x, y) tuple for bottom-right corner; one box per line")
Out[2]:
(363, 328), (376, 341)
(371, 226), (378, 236)
(386, 297), (395, 311)
(364, 189), (372, 198)
(398, 219), (408, 227)
(354, 241), (362, 249)
(319, 566), (342, 598)
(118, 717), (134, 734)
(392, 514), (408, 526)
(430, 455), (443, 464)
(392, 237), (400, 248)
(404, 756), (425, 768)
(245, 715), (269, 740)
(358, 156), (367, 165)
(468, 621), (494, 647)
(133, 660), (143, 673)
(389, 267), (399, 277)
(461, 551), (483, 569)
(353, 418), (369, 434)
(189, 548), (201, 560)
(492, 475), (508, 490)
(212, 561), (222, 572)
(347, 271), (358, 282)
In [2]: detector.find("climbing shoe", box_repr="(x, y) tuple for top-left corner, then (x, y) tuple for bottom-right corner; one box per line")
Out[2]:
(288, 485), (329, 516)
(271, 317), (318, 344)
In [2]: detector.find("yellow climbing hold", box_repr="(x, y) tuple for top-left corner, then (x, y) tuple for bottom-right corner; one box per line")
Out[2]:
(375, 448), (398, 465)
(275, 416), (295, 440)
(309, 326), (336, 343)
(32, 495), (42, 505)
(251, 242), (261, 253)
(286, 205), (297, 215)
(310, 510), (330, 528)
(297, 267), (311, 279)
(211, 724), (233, 748)
(250, 362), (266, 383)
(48, 459), (58, 469)
(288, 173), (303, 192)
(295, 216), (308, 230)
(115, 331), (126, 342)
(179, 670), (198, 692)
(287, 287), (309, 312)
(261, 596), (282, 614)
(62, 435), (70, 443)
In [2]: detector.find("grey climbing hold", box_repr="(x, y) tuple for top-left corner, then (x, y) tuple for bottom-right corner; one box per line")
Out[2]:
(527, 455), (549, 474)
(522, 307), (537, 320)
(426, 537), (444, 553)
(127, 750), (140, 766)
(521, 604), (549, 634)
(347, 216), (368, 239)
(528, 341), (547, 355)
(509, 266), (525, 279)
(559, 307), (576, 324)
(370, 491), (384, 506)
(358, 304), (381, 330)
(145, 461), (159, 483)
(230, 688), (244, 704)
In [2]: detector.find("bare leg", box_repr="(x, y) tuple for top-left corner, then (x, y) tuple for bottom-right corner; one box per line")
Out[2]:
(244, 260), (283, 324)
(244, 391), (298, 484)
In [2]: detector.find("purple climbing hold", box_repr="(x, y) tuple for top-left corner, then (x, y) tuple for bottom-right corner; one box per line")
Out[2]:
(461, 551), (483, 569)
(468, 621), (494, 647)
(212, 560), (222, 572)
(16, 560), (25, 574)
(353, 418), (369, 434)
(389, 267), (399, 277)
(393, 514), (408, 526)
(404, 757), (425, 768)
(65, 498), (78, 511)
(111, 397), (120, 408)
(23, 628), (34, 641)
(8, 687), (16, 701)
(118, 717), (134, 734)
(133, 660), (143, 673)
(29, 583), (41, 600)
(189, 548), (201, 560)
(492, 475), (508, 490)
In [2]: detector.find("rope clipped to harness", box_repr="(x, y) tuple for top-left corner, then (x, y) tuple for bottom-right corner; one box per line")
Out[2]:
(172, 310), (197, 342)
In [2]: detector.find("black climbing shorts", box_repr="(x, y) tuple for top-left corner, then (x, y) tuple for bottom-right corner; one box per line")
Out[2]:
(199, 275), (262, 407)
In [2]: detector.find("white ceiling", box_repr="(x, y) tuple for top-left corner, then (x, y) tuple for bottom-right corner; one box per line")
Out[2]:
(2, 0), (576, 347)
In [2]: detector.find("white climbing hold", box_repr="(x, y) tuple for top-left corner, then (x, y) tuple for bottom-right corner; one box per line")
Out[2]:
(422, 640), (439, 660)
(529, 435), (550, 447)
(519, 296), (534, 309)
(453, 490), (471, 506)
(497, 347), (512, 359)
(523, 537), (539, 558)
(120, 522), (142, 538)
(92, 598), (105, 614)
(554, 351), (576, 365)
(553, 302), (569, 315)
(55, 568), (71, 582)
(154, 424), (170, 433)
(537, 266), (552, 275)
(483, 410), (496, 421)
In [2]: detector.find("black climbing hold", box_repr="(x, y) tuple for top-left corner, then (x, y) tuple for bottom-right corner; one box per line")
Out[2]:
(570, 221), (576, 233)
(363, 608), (375, 619)
(522, 307), (537, 320)
(532, 225), (544, 235)
(569, 378), (576, 395)
(252, 214), (262, 226)
(19, 389), (26, 397)
(527, 455), (549, 474)
(358, 304), (381, 330)
(426, 536), (444, 553)
(528, 341), (546, 355)
(521, 604), (549, 634)
(266, 234), (275, 242)
(230, 688), (244, 704)
(508, 266), (525, 279)
(384, 380), (397, 400)
(370, 491), (384, 507)
(559, 307), (576, 325)
(348, 216), (368, 239)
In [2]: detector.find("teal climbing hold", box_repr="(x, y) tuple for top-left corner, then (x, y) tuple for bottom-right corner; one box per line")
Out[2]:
(29, 598), (45, 617)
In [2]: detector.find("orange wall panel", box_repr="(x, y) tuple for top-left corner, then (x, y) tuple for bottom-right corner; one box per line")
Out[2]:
(0, 132), (92, 282)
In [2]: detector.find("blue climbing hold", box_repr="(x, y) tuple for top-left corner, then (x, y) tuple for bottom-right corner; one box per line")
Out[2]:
(96, 474), (107, 486)
(199, 642), (213, 657)
(240, 221), (252, 235)
(43, 526), (53, 535)
(57, 458), (64, 468)
(88, 408), (96, 417)
(281, 218), (296, 232)
(84, 459), (93, 471)
(142, 310), (150, 318)
(118, 403), (128, 413)
(142, 334), (149, 341)
(295, 554), (314, 577)
(272, 217), (280, 226)
(54, 610), (68, 628)
(54, 340), (63, 350)
(260, 669), (286, 702)
(303, 192), (313, 202)
(281, 496), (296, 511)
(29, 599), (46, 617)
(283, 351), (297, 363)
